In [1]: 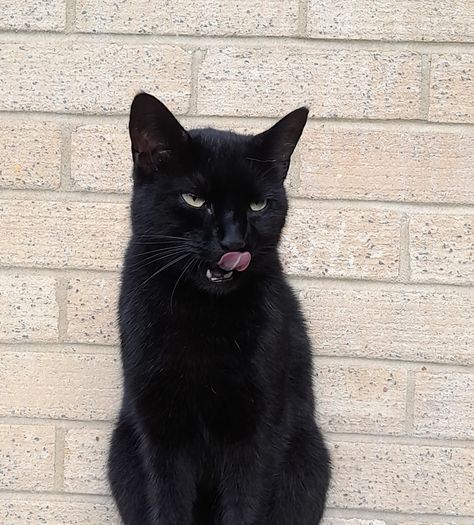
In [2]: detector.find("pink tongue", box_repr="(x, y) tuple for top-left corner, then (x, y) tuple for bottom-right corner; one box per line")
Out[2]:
(217, 251), (252, 272)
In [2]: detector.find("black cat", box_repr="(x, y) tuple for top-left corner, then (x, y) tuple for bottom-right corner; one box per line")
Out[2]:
(108, 93), (330, 524)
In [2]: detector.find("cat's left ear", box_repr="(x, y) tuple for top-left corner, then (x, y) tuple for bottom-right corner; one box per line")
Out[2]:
(251, 107), (309, 177)
(129, 92), (189, 174)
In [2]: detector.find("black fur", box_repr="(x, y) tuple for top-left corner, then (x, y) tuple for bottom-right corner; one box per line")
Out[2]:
(108, 93), (331, 524)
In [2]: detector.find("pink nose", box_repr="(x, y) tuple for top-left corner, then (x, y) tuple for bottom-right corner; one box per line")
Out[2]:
(217, 251), (252, 272)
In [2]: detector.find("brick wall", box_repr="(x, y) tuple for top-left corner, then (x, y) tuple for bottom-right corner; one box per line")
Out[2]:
(0, 1), (473, 524)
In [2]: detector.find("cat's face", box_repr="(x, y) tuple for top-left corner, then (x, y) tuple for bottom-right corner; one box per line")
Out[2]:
(128, 93), (308, 295)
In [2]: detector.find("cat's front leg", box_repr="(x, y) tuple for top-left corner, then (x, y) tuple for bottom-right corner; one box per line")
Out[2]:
(140, 436), (196, 525)
(218, 442), (269, 525)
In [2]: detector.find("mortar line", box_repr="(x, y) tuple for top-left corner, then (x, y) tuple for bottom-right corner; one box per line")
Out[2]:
(420, 53), (433, 120)
(0, 489), (112, 503)
(53, 426), (66, 491)
(0, 341), (472, 370)
(324, 506), (474, 523)
(0, 265), (473, 292)
(59, 122), (74, 191)
(398, 213), (411, 282)
(297, 0), (309, 37)
(1, 29), (474, 51)
(312, 355), (474, 374)
(1, 417), (472, 447)
(287, 146), (302, 196)
(65, 0), (77, 33)
(1, 187), (474, 212)
(188, 48), (207, 115)
(326, 431), (474, 448)
(0, 417), (114, 429)
(55, 275), (69, 342)
(405, 370), (417, 435)
(0, 342), (118, 354)
(1, 109), (473, 133)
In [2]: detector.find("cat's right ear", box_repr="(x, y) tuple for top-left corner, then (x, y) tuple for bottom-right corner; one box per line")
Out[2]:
(129, 92), (189, 173)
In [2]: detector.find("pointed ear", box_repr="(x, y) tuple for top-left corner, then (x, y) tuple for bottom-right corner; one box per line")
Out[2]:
(129, 92), (189, 173)
(252, 107), (309, 177)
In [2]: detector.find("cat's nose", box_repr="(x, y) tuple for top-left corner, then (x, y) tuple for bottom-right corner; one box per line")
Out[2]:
(219, 221), (246, 251)
(220, 234), (245, 252)
(218, 211), (246, 251)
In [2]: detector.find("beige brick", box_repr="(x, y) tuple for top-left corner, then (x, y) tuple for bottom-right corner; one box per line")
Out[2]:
(410, 214), (474, 285)
(429, 54), (474, 123)
(322, 520), (386, 525)
(280, 207), (400, 280)
(64, 427), (112, 495)
(0, 424), (55, 491)
(0, 274), (58, 342)
(329, 441), (474, 514)
(76, 0), (299, 36)
(0, 200), (129, 270)
(198, 48), (422, 119)
(315, 364), (407, 434)
(307, 1), (474, 42)
(0, 123), (62, 190)
(300, 287), (474, 364)
(0, 0), (65, 31)
(414, 372), (474, 439)
(0, 352), (121, 420)
(0, 43), (191, 114)
(67, 275), (119, 345)
(299, 127), (474, 204)
(71, 125), (132, 193)
(0, 498), (119, 524)
(398, 522), (460, 525)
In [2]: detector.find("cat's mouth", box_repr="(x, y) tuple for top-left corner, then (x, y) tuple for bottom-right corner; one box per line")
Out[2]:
(206, 268), (234, 283)
(205, 251), (252, 284)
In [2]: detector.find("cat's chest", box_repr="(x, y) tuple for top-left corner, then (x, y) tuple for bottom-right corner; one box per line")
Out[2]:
(138, 328), (261, 444)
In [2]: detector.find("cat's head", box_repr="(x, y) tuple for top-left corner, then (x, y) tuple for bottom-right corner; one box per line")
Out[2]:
(128, 92), (308, 295)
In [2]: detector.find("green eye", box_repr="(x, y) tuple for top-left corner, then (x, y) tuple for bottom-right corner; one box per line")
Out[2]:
(249, 199), (268, 212)
(181, 193), (205, 208)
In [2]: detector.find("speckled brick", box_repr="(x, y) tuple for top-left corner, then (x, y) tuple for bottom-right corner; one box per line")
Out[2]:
(322, 519), (386, 525)
(299, 287), (474, 364)
(315, 364), (407, 434)
(414, 372), (474, 439)
(307, 0), (474, 42)
(197, 48), (422, 119)
(410, 214), (474, 285)
(0, 0), (65, 31)
(0, 352), (121, 420)
(299, 127), (474, 204)
(64, 427), (112, 495)
(66, 275), (120, 345)
(0, 424), (55, 491)
(0, 274), (58, 342)
(0, 123), (61, 190)
(398, 521), (461, 525)
(0, 200), (130, 270)
(0, 498), (120, 524)
(280, 207), (401, 280)
(0, 43), (191, 114)
(429, 54), (474, 123)
(329, 441), (474, 514)
(76, 0), (299, 36)
(71, 124), (132, 193)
